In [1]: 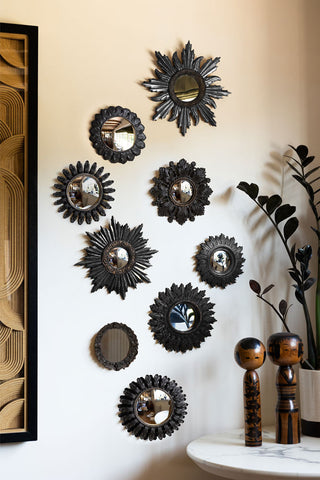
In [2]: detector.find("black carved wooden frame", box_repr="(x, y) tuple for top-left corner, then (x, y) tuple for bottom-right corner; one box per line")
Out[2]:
(149, 283), (216, 353)
(118, 374), (188, 441)
(150, 158), (212, 225)
(53, 160), (115, 224)
(94, 322), (138, 371)
(76, 217), (157, 299)
(143, 41), (230, 136)
(89, 106), (146, 164)
(195, 234), (245, 288)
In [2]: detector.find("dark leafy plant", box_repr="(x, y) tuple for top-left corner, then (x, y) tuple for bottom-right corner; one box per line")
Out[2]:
(237, 148), (320, 370)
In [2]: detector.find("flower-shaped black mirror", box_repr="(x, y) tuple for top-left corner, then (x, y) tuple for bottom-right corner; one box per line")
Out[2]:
(143, 41), (230, 136)
(150, 158), (212, 225)
(89, 106), (146, 164)
(94, 322), (138, 371)
(76, 217), (157, 299)
(195, 234), (245, 288)
(149, 283), (216, 353)
(53, 161), (115, 224)
(118, 374), (187, 440)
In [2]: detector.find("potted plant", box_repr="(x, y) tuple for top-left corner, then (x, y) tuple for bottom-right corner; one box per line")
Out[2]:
(237, 145), (320, 437)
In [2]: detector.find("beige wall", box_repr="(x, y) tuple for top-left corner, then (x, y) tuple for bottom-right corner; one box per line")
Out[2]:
(1, 1), (320, 479)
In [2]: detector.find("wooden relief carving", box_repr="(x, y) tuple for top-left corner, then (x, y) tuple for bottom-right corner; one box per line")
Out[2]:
(0, 23), (38, 443)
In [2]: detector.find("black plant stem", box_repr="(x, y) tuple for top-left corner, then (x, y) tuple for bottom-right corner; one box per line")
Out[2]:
(258, 295), (290, 332)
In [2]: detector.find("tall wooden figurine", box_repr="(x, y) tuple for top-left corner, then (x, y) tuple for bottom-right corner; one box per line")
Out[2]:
(234, 337), (266, 446)
(267, 332), (303, 444)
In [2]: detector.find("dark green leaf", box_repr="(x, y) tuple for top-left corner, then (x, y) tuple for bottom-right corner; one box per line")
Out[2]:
(302, 156), (315, 168)
(262, 284), (274, 295)
(258, 195), (268, 206)
(279, 300), (287, 316)
(274, 204), (296, 224)
(303, 278), (316, 291)
(292, 174), (306, 187)
(290, 243), (296, 262)
(237, 182), (250, 194)
(287, 162), (302, 176)
(294, 287), (304, 304)
(246, 183), (259, 199)
(305, 166), (320, 179)
(283, 217), (299, 241)
(249, 279), (261, 294)
(288, 270), (300, 283)
(296, 145), (309, 159)
(266, 195), (282, 214)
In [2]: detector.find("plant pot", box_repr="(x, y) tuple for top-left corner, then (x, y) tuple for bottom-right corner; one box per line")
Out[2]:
(299, 368), (320, 437)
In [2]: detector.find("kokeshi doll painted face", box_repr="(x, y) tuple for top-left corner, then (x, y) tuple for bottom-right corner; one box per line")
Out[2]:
(267, 332), (303, 366)
(234, 337), (266, 371)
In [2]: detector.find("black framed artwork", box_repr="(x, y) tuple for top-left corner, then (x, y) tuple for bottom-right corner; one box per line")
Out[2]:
(0, 23), (38, 443)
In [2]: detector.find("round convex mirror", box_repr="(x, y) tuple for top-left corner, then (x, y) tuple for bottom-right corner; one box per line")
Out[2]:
(169, 303), (196, 332)
(66, 174), (102, 211)
(94, 322), (138, 371)
(107, 247), (129, 269)
(174, 74), (200, 103)
(211, 249), (231, 274)
(170, 179), (194, 205)
(101, 116), (135, 152)
(135, 388), (172, 426)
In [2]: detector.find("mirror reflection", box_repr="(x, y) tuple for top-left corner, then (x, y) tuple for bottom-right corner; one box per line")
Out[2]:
(211, 250), (231, 273)
(99, 328), (130, 363)
(107, 247), (129, 269)
(101, 116), (135, 151)
(174, 74), (200, 102)
(169, 303), (196, 332)
(66, 174), (101, 210)
(171, 179), (194, 205)
(135, 388), (172, 426)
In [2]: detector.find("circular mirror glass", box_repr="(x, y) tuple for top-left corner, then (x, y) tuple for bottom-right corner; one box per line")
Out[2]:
(174, 74), (200, 103)
(98, 328), (130, 363)
(171, 179), (194, 205)
(107, 247), (129, 270)
(66, 174), (101, 210)
(211, 250), (231, 274)
(169, 302), (196, 332)
(135, 388), (172, 426)
(101, 116), (135, 152)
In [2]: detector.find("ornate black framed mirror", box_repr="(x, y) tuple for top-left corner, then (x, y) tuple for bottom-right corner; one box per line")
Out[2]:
(53, 160), (115, 224)
(76, 217), (157, 299)
(149, 283), (216, 353)
(195, 234), (245, 288)
(89, 106), (146, 164)
(118, 374), (187, 440)
(94, 322), (138, 371)
(150, 158), (212, 225)
(143, 41), (230, 136)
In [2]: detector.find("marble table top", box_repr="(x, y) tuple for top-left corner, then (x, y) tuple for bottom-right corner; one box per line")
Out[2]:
(187, 427), (320, 479)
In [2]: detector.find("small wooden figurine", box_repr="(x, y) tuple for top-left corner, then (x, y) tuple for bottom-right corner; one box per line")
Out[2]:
(234, 337), (266, 446)
(267, 332), (303, 444)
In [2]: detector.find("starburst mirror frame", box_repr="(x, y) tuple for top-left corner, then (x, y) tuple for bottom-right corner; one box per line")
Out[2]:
(89, 106), (146, 164)
(53, 160), (115, 224)
(143, 41), (230, 135)
(149, 283), (216, 353)
(76, 217), (157, 299)
(195, 234), (245, 288)
(150, 158), (212, 225)
(118, 374), (188, 440)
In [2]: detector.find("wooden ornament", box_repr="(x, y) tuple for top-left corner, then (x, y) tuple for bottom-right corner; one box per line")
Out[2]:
(234, 337), (266, 446)
(267, 332), (303, 444)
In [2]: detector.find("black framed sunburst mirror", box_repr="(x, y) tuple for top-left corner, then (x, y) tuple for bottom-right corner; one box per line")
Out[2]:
(76, 217), (157, 299)
(149, 283), (216, 353)
(143, 41), (230, 136)
(53, 160), (115, 224)
(195, 234), (245, 288)
(94, 322), (138, 371)
(89, 106), (146, 164)
(150, 158), (212, 225)
(118, 374), (188, 440)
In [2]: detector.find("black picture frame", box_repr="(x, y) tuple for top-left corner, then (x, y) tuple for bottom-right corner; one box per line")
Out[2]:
(143, 41), (230, 136)
(118, 374), (188, 441)
(0, 22), (38, 443)
(89, 106), (146, 164)
(149, 283), (216, 353)
(195, 234), (245, 288)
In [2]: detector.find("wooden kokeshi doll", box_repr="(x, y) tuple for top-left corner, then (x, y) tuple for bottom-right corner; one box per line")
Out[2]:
(267, 332), (303, 444)
(234, 337), (266, 446)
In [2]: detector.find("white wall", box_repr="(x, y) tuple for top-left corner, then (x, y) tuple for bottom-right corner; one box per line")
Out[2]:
(1, 1), (320, 479)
